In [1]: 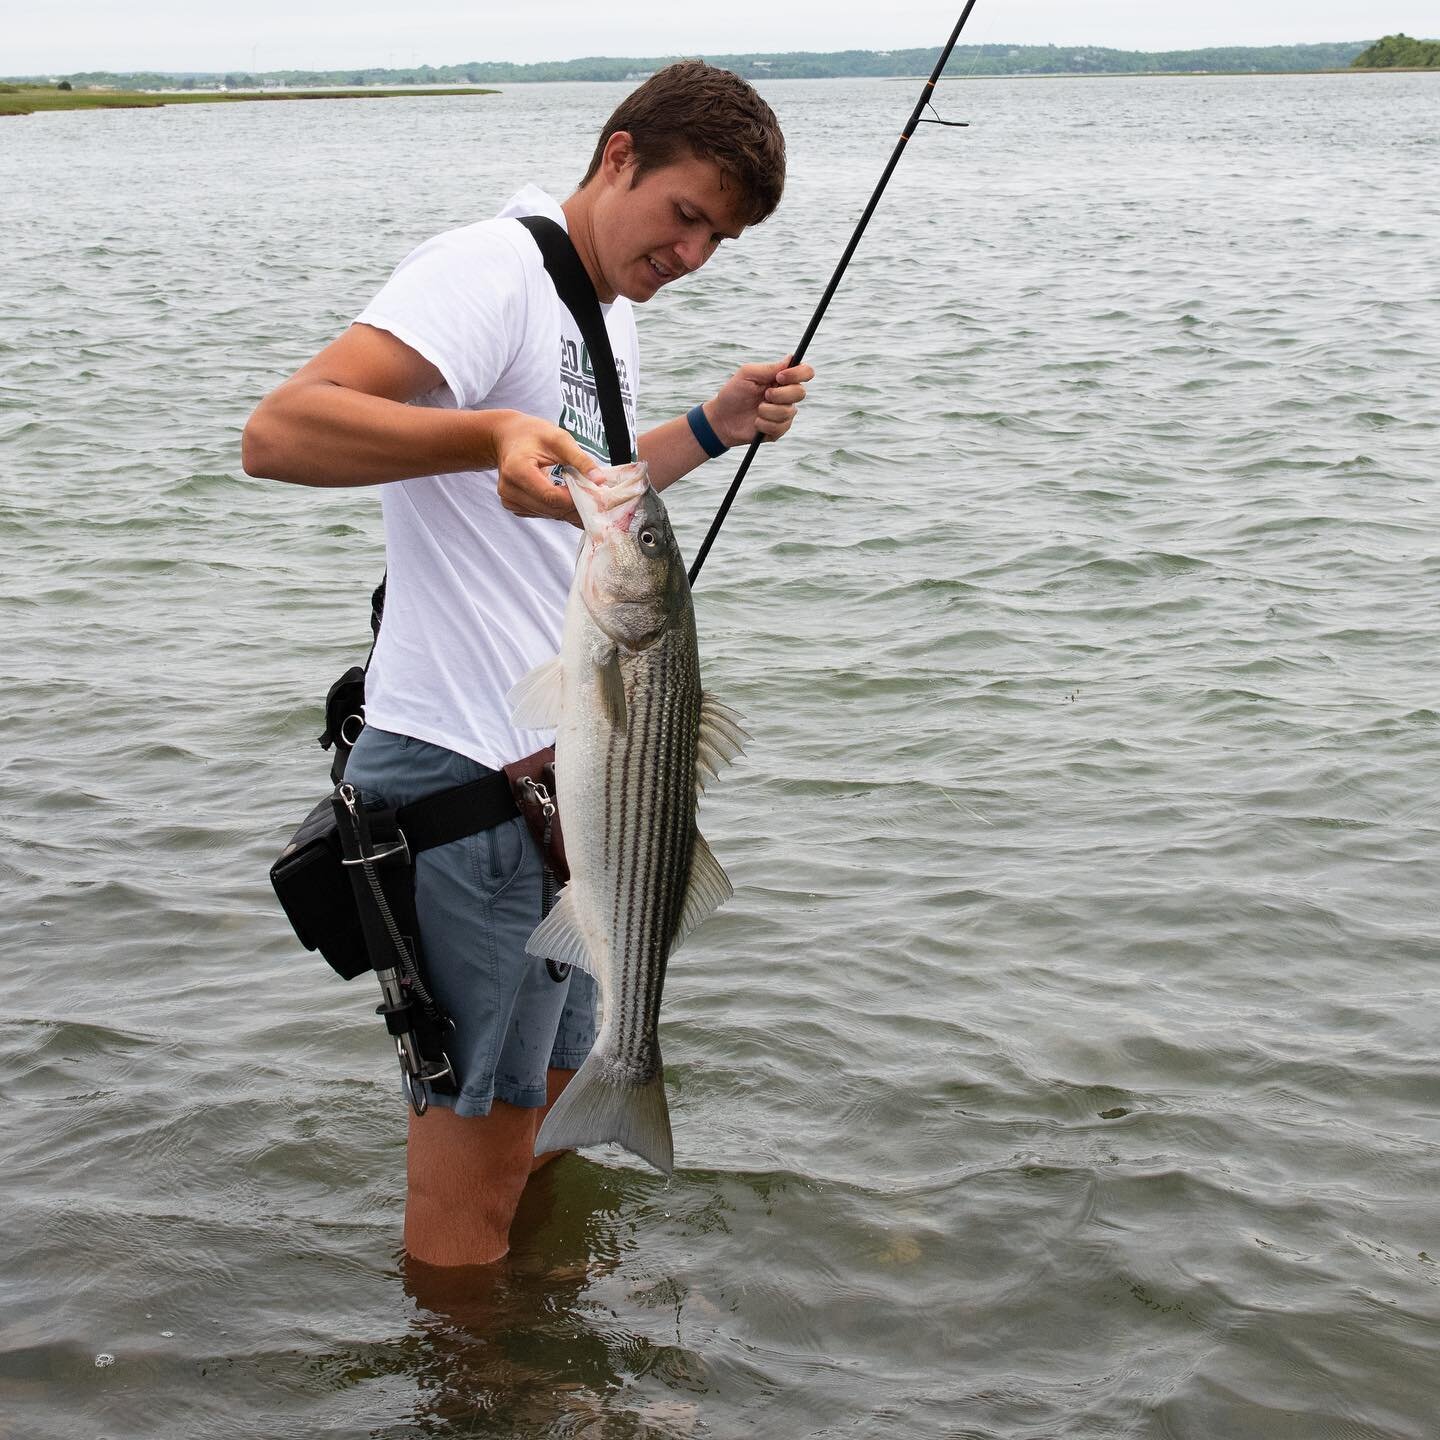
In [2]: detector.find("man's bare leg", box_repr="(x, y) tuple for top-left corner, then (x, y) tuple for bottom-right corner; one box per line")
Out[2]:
(405, 1067), (581, 1266)
(531, 1066), (577, 1174)
(404, 1101), (540, 1267)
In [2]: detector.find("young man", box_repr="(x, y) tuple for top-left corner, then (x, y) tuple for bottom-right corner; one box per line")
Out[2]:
(244, 62), (812, 1267)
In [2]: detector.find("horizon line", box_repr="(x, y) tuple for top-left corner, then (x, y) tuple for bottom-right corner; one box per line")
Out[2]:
(4, 38), (1404, 79)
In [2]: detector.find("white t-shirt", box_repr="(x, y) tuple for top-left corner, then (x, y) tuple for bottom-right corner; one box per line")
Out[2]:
(354, 186), (640, 768)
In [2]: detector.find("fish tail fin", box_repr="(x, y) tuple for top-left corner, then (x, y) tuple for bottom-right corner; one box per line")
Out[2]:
(535, 1052), (674, 1176)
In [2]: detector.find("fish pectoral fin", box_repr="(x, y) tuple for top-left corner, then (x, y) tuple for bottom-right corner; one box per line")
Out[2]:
(671, 830), (733, 953)
(695, 693), (748, 793)
(596, 649), (628, 732)
(525, 887), (601, 979)
(508, 654), (564, 729)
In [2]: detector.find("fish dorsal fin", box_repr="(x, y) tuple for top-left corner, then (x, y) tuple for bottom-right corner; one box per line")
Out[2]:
(525, 887), (601, 979)
(671, 830), (733, 953)
(508, 654), (564, 730)
(597, 649), (627, 731)
(694, 692), (749, 793)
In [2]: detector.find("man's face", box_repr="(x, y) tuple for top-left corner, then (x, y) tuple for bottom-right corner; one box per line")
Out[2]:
(591, 140), (751, 304)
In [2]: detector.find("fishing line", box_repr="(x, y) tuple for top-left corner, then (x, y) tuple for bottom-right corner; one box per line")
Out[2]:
(687, 0), (983, 586)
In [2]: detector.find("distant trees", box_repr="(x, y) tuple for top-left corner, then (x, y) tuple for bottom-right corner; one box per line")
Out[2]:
(57, 79), (72, 91)
(9, 41), (1416, 92)
(1352, 33), (1440, 67)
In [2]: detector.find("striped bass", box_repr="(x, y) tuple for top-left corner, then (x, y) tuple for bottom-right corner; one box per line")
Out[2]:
(507, 461), (747, 1175)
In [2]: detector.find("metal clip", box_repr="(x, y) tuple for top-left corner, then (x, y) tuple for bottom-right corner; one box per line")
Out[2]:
(521, 775), (557, 820)
(398, 1041), (456, 1117)
(340, 832), (410, 867)
(337, 782), (410, 865)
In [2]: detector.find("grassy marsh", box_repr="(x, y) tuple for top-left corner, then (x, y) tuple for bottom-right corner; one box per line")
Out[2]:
(0, 85), (496, 117)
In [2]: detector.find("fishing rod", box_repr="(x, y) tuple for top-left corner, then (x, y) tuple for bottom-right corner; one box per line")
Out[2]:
(688, 0), (981, 586)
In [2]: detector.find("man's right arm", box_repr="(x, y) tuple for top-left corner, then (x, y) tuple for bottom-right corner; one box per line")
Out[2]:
(242, 323), (594, 520)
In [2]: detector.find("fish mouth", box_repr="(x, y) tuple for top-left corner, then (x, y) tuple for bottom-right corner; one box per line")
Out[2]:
(561, 461), (650, 539)
(562, 462), (668, 647)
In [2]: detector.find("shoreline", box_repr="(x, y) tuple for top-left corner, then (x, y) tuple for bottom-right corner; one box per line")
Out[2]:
(0, 85), (497, 118)
(4, 67), (1434, 117)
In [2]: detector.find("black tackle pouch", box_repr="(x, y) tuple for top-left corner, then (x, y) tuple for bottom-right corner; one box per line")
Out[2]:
(270, 794), (371, 980)
(270, 767), (524, 984)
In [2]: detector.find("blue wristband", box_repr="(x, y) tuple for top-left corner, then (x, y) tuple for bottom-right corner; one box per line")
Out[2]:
(686, 403), (729, 459)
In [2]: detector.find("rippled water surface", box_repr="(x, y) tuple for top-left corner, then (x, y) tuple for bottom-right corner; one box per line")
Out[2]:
(4, 71), (1439, 1439)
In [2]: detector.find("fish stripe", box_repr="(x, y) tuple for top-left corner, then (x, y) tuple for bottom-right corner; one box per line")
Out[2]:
(604, 637), (698, 1075)
(556, 595), (707, 1082)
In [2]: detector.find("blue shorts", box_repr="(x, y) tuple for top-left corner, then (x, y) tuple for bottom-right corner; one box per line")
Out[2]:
(343, 725), (597, 1117)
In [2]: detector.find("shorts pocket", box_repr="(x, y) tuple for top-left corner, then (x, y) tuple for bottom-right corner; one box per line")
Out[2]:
(473, 814), (531, 901)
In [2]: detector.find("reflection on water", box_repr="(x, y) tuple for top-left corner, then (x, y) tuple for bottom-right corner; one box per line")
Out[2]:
(397, 1163), (704, 1438)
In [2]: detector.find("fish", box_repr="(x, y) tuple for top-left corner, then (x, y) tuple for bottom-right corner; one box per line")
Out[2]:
(507, 461), (748, 1174)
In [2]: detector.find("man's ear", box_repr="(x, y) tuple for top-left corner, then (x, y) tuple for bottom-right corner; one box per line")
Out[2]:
(600, 130), (638, 184)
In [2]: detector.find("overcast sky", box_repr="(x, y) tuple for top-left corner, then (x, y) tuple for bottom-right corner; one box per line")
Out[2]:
(7, 1), (1432, 74)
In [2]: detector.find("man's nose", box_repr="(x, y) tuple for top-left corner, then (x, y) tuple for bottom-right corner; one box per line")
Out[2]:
(674, 238), (708, 274)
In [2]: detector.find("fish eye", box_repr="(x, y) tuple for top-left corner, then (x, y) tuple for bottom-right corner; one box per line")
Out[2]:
(639, 528), (657, 547)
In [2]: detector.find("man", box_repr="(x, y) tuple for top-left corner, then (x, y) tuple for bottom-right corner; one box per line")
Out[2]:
(244, 62), (812, 1267)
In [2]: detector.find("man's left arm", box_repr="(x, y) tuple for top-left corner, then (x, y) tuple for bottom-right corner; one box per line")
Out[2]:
(638, 358), (814, 491)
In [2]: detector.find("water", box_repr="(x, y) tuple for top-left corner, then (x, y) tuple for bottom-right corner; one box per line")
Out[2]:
(3, 72), (1439, 1438)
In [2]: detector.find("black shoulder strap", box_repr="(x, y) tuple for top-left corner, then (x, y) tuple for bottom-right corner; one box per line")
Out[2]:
(517, 214), (633, 465)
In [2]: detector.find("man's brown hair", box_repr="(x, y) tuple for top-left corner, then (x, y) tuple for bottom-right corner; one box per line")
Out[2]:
(581, 61), (786, 225)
